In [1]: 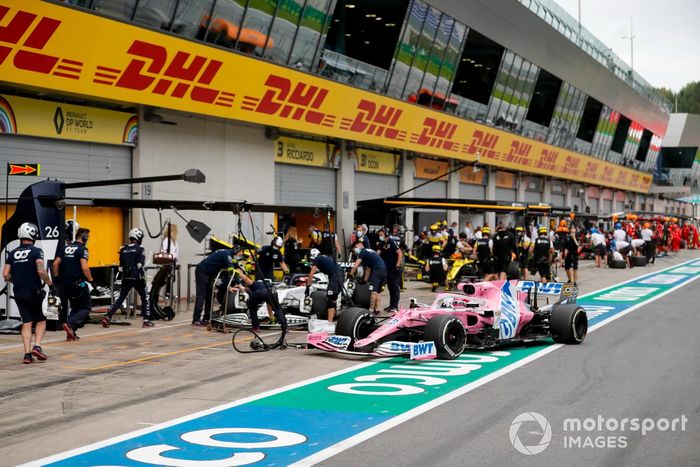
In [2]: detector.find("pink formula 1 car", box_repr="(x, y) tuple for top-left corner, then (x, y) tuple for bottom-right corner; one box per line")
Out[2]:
(308, 280), (587, 360)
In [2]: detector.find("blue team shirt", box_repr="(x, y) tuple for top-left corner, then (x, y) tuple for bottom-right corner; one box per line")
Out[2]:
(197, 249), (235, 275)
(312, 255), (340, 279)
(358, 248), (386, 270)
(58, 242), (88, 284)
(7, 244), (44, 297)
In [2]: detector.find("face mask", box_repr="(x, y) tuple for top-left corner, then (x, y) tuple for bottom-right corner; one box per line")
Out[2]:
(234, 255), (243, 261)
(356, 230), (364, 238)
(378, 236), (386, 242)
(354, 247), (362, 255)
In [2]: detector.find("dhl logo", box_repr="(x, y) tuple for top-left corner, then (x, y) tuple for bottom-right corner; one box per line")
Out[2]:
(0, 6), (82, 80)
(243, 74), (335, 127)
(464, 129), (499, 159)
(536, 148), (558, 172)
(411, 117), (459, 152)
(341, 100), (406, 141)
(503, 140), (532, 166)
(93, 40), (235, 107)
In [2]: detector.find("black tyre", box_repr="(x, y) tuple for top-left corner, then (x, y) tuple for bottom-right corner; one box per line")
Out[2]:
(352, 283), (371, 308)
(335, 307), (375, 348)
(550, 304), (587, 344)
(609, 259), (626, 269)
(424, 315), (467, 360)
(506, 261), (520, 280)
(631, 256), (647, 267)
(310, 290), (328, 320)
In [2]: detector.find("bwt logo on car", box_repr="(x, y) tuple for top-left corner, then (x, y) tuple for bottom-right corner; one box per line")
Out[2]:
(326, 335), (351, 347)
(499, 281), (519, 339)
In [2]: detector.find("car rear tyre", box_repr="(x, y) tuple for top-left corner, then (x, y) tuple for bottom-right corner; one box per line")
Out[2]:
(310, 290), (328, 319)
(550, 304), (587, 344)
(425, 315), (467, 360)
(631, 255), (647, 267)
(336, 307), (374, 348)
(352, 283), (371, 308)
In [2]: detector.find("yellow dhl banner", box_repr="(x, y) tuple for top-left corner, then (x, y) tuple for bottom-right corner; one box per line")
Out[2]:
(275, 136), (339, 168)
(0, 94), (137, 145)
(0, 0), (651, 192)
(354, 148), (400, 175)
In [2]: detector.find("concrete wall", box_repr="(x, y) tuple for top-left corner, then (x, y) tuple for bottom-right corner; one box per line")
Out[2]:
(133, 110), (275, 295)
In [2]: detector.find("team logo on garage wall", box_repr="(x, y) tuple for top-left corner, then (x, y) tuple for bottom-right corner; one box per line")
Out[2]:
(53, 106), (64, 134)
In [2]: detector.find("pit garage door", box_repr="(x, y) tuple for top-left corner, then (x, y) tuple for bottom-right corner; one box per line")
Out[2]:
(459, 183), (485, 199)
(354, 172), (399, 203)
(524, 191), (542, 203)
(550, 194), (565, 206)
(495, 188), (516, 202)
(414, 180), (447, 198)
(0, 135), (132, 199)
(274, 163), (337, 208)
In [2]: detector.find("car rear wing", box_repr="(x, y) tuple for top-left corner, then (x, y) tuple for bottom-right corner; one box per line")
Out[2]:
(516, 281), (578, 309)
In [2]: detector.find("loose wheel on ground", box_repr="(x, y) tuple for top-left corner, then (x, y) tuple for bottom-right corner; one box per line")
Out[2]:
(631, 256), (647, 267)
(549, 304), (587, 344)
(424, 314), (467, 360)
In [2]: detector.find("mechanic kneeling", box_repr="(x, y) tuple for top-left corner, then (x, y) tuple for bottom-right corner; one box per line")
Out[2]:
(306, 248), (342, 323)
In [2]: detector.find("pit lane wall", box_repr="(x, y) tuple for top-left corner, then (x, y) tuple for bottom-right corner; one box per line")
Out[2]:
(0, 0), (651, 193)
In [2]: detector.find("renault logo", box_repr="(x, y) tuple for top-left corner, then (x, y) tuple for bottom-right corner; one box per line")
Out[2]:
(54, 106), (64, 134)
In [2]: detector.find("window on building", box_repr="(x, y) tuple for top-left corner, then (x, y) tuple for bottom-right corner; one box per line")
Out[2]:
(610, 114), (631, 153)
(262, 0), (306, 64)
(636, 129), (653, 162)
(92, 0), (138, 20)
(324, 0), (408, 70)
(451, 29), (504, 106)
(133, 0), (178, 30)
(576, 96), (603, 143)
(200, 0), (248, 51)
(171, 0), (215, 39)
(288, 0), (335, 71)
(526, 69), (562, 127)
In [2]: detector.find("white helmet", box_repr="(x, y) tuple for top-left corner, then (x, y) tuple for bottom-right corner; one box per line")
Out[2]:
(129, 228), (144, 244)
(309, 248), (320, 260)
(272, 236), (283, 248)
(18, 222), (38, 241)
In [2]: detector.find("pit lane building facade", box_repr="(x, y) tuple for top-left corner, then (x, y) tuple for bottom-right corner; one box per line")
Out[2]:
(0, 0), (696, 271)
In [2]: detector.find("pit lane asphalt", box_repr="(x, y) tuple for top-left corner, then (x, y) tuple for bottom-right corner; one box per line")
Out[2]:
(321, 260), (700, 467)
(0, 251), (698, 466)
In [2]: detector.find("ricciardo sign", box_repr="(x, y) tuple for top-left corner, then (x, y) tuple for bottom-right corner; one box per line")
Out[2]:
(0, 0), (651, 191)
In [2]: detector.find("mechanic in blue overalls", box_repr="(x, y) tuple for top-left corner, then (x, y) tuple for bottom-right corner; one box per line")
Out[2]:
(53, 227), (97, 341)
(257, 237), (289, 281)
(101, 228), (154, 328)
(190, 246), (237, 326)
(305, 248), (342, 322)
(349, 240), (387, 315)
(3, 223), (53, 363)
(377, 228), (402, 313)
